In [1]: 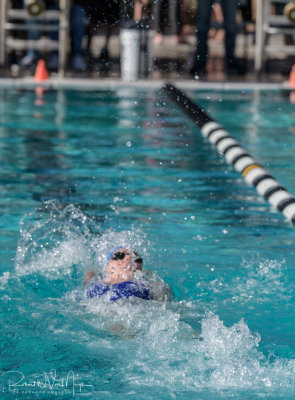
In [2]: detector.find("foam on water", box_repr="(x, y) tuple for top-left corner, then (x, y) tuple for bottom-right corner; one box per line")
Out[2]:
(121, 311), (295, 394)
(195, 256), (290, 307)
(4, 203), (295, 399)
(231, 258), (291, 303)
(14, 201), (95, 278)
(70, 298), (295, 396)
(14, 201), (152, 281)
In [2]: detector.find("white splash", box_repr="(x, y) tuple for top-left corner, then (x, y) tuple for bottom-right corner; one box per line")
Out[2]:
(14, 201), (95, 278)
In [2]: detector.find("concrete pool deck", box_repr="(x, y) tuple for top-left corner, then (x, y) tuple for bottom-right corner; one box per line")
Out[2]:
(0, 76), (291, 91)
(1, 28), (294, 90)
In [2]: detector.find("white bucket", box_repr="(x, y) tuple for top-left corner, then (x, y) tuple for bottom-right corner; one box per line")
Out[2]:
(120, 28), (140, 82)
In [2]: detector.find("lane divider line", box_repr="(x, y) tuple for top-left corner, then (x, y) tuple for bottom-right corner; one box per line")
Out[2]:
(163, 83), (295, 224)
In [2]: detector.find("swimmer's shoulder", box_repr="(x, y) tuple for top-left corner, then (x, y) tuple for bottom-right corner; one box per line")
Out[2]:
(86, 278), (110, 298)
(134, 270), (174, 302)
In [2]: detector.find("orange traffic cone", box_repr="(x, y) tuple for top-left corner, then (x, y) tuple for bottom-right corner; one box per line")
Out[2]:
(290, 91), (295, 104)
(34, 59), (49, 82)
(289, 65), (295, 88)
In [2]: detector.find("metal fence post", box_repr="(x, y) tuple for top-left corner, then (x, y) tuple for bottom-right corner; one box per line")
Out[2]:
(0, 0), (7, 67)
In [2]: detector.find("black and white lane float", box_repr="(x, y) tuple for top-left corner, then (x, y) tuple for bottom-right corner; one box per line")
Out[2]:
(163, 83), (295, 224)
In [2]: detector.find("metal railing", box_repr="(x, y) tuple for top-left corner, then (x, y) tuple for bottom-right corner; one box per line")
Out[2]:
(255, 0), (295, 75)
(0, 0), (70, 76)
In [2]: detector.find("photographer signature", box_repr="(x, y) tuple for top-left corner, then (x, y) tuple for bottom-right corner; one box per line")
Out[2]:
(2, 369), (93, 396)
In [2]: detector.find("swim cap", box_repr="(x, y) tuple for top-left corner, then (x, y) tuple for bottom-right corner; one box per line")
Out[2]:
(106, 246), (124, 262)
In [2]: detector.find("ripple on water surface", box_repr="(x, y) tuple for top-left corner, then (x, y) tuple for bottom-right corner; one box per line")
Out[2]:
(0, 202), (294, 399)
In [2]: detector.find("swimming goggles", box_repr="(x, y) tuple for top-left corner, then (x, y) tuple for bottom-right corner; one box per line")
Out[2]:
(111, 251), (143, 264)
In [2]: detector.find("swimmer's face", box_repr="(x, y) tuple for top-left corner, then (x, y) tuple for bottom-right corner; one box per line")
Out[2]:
(105, 248), (142, 284)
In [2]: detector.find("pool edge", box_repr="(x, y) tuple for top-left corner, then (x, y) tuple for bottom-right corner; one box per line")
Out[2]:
(0, 77), (290, 91)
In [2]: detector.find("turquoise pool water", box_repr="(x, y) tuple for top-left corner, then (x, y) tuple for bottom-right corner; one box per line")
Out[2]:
(1, 86), (295, 399)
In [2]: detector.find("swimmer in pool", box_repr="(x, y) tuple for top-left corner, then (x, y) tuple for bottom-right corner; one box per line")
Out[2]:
(84, 247), (172, 302)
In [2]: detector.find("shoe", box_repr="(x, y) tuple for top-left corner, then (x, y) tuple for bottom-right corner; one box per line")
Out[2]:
(226, 58), (246, 76)
(20, 54), (35, 68)
(72, 54), (86, 72)
(98, 48), (111, 72)
(99, 47), (109, 61)
(47, 52), (59, 70)
(189, 65), (207, 79)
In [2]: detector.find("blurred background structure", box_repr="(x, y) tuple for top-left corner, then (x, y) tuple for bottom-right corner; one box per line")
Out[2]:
(0, 0), (294, 81)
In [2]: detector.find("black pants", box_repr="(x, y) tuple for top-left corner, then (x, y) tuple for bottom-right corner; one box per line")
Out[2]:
(152, 0), (179, 35)
(194, 0), (238, 69)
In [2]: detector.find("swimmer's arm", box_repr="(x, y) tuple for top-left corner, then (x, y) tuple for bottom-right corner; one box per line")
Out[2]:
(84, 269), (96, 287)
(139, 269), (174, 301)
(152, 284), (174, 302)
(147, 274), (173, 301)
